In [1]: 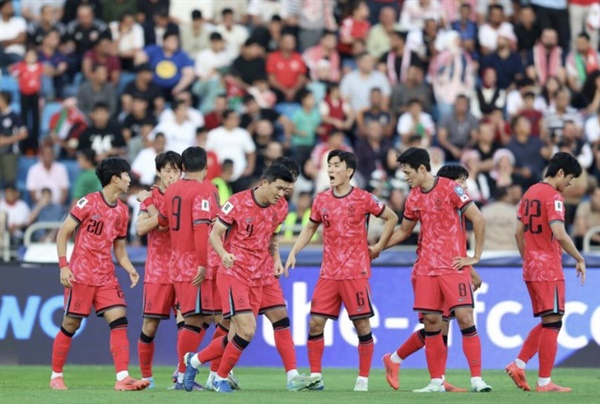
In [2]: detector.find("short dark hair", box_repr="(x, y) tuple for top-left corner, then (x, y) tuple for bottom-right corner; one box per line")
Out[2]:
(327, 150), (358, 179)
(96, 157), (131, 187)
(210, 32), (223, 41)
(273, 157), (300, 180)
(191, 9), (202, 20)
(578, 32), (590, 41)
(163, 30), (179, 42)
(155, 150), (183, 171)
(492, 186), (509, 201)
(222, 7), (233, 16)
(262, 164), (294, 183)
(171, 99), (186, 111)
(545, 152), (582, 178)
(242, 94), (256, 105)
(78, 148), (96, 165)
(437, 164), (468, 181)
(396, 147), (431, 172)
(0, 90), (12, 105)
(489, 4), (504, 13)
(222, 109), (237, 120)
(181, 146), (207, 172)
(92, 101), (109, 111)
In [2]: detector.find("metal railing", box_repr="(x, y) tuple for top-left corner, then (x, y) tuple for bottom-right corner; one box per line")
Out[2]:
(583, 225), (600, 253)
(23, 221), (63, 246)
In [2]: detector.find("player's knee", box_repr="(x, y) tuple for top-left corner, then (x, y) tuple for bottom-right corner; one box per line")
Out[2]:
(352, 319), (371, 335)
(109, 317), (128, 329)
(142, 319), (159, 336)
(237, 326), (255, 341)
(454, 310), (474, 328)
(309, 316), (325, 334)
(62, 317), (82, 333)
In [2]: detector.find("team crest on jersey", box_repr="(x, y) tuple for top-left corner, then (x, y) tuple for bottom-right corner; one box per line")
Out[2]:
(454, 185), (465, 196)
(434, 198), (442, 210)
(246, 217), (254, 223)
(348, 204), (355, 216)
(222, 202), (234, 214)
(76, 197), (88, 209)
(554, 200), (563, 212)
(372, 194), (384, 208)
(201, 199), (209, 212)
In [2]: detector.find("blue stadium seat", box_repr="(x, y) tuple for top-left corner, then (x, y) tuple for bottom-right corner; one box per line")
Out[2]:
(41, 102), (63, 139)
(0, 75), (20, 104)
(60, 159), (81, 205)
(16, 156), (38, 206)
(117, 72), (136, 96)
(275, 102), (300, 119)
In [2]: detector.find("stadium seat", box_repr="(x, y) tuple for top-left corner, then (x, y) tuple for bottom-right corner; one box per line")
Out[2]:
(16, 156), (38, 206)
(117, 72), (136, 96)
(275, 102), (300, 119)
(41, 102), (62, 139)
(0, 74), (20, 105)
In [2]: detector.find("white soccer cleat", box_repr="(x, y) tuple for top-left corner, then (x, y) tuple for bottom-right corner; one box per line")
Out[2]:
(353, 378), (368, 392)
(413, 382), (446, 393)
(471, 378), (492, 392)
(205, 374), (215, 392)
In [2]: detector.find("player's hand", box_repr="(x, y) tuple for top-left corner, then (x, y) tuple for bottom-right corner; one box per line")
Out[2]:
(136, 190), (152, 203)
(222, 252), (236, 269)
(274, 259), (287, 278)
(284, 254), (296, 272)
(192, 266), (206, 286)
(368, 245), (382, 260)
(129, 270), (140, 288)
(471, 268), (482, 291)
(452, 255), (479, 270)
(59, 266), (76, 288)
(576, 260), (586, 285)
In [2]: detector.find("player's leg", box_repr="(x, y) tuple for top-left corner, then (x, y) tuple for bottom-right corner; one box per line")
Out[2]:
(352, 318), (373, 392)
(139, 318), (160, 387)
(439, 318), (468, 392)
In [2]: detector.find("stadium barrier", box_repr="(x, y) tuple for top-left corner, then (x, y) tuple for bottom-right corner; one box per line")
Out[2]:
(1, 263), (598, 369)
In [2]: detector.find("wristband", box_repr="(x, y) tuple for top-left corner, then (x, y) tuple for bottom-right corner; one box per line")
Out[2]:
(58, 256), (68, 268)
(142, 197), (154, 206)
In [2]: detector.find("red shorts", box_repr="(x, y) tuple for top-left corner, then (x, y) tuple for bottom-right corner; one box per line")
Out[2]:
(310, 278), (374, 321)
(218, 272), (262, 318)
(173, 281), (213, 317)
(204, 278), (222, 314)
(64, 282), (126, 318)
(413, 273), (474, 314)
(143, 283), (176, 319)
(259, 280), (286, 314)
(526, 280), (565, 317)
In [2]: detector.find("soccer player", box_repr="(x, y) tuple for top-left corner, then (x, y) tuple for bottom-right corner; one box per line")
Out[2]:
(135, 151), (182, 388)
(382, 164), (483, 392)
(148, 147), (215, 390)
(381, 147), (492, 393)
(285, 150), (399, 392)
(505, 152), (585, 393)
(50, 157), (149, 391)
(183, 164), (294, 393)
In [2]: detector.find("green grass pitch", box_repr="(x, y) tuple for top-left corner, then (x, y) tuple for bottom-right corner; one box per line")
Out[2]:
(1, 366), (599, 403)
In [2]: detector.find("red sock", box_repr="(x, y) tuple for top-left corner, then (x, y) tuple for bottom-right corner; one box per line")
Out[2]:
(52, 327), (74, 373)
(396, 329), (425, 360)
(138, 332), (155, 378)
(217, 334), (249, 379)
(538, 322), (561, 378)
(461, 326), (482, 377)
(424, 330), (444, 379)
(109, 323), (129, 374)
(273, 319), (297, 372)
(518, 323), (543, 363)
(208, 324), (228, 372)
(200, 335), (228, 365)
(307, 334), (324, 373)
(358, 333), (374, 377)
(442, 335), (449, 374)
(177, 325), (204, 373)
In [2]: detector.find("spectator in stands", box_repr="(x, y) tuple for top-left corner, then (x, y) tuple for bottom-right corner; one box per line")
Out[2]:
(366, 6), (397, 59)
(478, 4), (514, 56)
(390, 64), (433, 116)
(529, 0), (569, 51)
(151, 99), (197, 154)
(216, 8), (248, 60)
(62, 0), (102, 24)
(253, 139), (284, 178)
(109, 11), (145, 72)
(282, 190), (312, 239)
(543, 88), (583, 140)
(354, 120), (395, 187)
(249, 14), (283, 53)
(142, 7), (178, 47)
(26, 141), (69, 205)
(378, 30), (422, 86)
(585, 107), (600, 148)
(480, 31), (523, 91)
(102, 0), (136, 23)
(506, 77), (545, 118)
(193, 32), (231, 113)
(338, 1), (371, 59)
(474, 122), (501, 177)
(437, 94), (478, 161)
(131, 131), (165, 186)
(506, 115), (547, 189)
(77, 102), (127, 162)
(450, 3), (478, 58)
(0, 0), (27, 68)
(399, 0), (442, 32)
(341, 52), (391, 113)
(203, 93), (227, 130)
(121, 62), (165, 115)
(240, 95), (291, 141)
(526, 28), (564, 86)
(460, 149), (491, 203)
(581, 71), (600, 115)
(82, 36), (121, 87)
(396, 98), (434, 148)
(517, 92), (544, 138)
(489, 148), (518, 192)
(573, 187), (600, 249)
(63, 4), (110, 74)
(37, 29), (68, 100)
(0, 92), (27, 186)
(409, 17), (440, 68)
(318, 82), (353, 142)
(195, 126), (221, 181)
(121, 93), (156, 160)
(539, 75), (562, 112)
(514, 5), (540, 58)
(159, 91), (204, 127)
(266, 33), (308, 103)
(281, 0), (337, 51)
(303, 30), (341, 83)
(28, 187), (65, 241)
(305, 129), (354, 193)
(136, 31), (195, 101)
(0, 183), (30, 245)
(77, 64), (117, 118)
(552, 120), (594, 171)
(566, 33), (600, 94)
(290, 90), (321, 167)
(27, 4), (65, 47)
(481, 185), (519, 250)
(230, 39), (267, 92)
(180, 9), (212, 57)
(472, 68), (506, 119)
(71, 148), (100, 201)
(356, 88), (393, 138)
(136, 0), (170, 24)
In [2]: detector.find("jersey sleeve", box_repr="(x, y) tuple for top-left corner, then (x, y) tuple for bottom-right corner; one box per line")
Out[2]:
(117, 208), (128, 239)
(448, 181), (472, 210)
(517, 198), (525, 223)
(365, 192), (386, 217)
(218, 198), (237, 227)
(70, 195), (92, 223)
(545, 193), (565, 224)
(192, 194), (212, 226)
(309, 196), (321, 223)
(403, 193), (418, 221)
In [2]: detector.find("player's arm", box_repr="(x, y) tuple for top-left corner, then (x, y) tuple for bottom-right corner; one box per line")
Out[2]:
(270, 233), (286, 277)
(56, 215), (79, 288)
(285, 219), (319, 270)
(384, 217), (417, 250)
(471, 267), (482, 291)
(192, 219), (210, 286)
(210, 220), (236, 268)
(136, 211), (160, 236)
(453, 203), (486, 269)
(113, 238), (141, 288)
(515, 220), (525, 258)
(369, 207), (398, 259)
(137, 190), (168, 232)
(550, 221), (586, 285)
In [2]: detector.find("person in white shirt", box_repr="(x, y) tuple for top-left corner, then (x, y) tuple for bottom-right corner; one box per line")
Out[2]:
(158, 91), (204, 128)
(151, 100), (198, 154)
(0, 0), (27, 66)
(478, 4), (514, 55)
(109, 12), (144, 69)
(195, 32), (232, 81)
(0, 183), (31, 242)
(25, 142), (70, 206)
(396, 98), (435, 147)
(399, 0), (442, 32)
(206, 109), (256, 183)
(216, 7), (248, 60)
(131, 132), (166, 186)
(584, 110), (600, 147)
(340, 52), (391, 113)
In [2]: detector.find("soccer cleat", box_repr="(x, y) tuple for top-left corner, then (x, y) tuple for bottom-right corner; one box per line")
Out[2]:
(382, 353), (400, 390)
(413, 382), (446, 393)
(353, 378), (368, 392)
(169, 381), (203, 391)
(286, 374), (313, 392)
(212, 379), (234, 393)
(505, 361), (531, 391)
(443, 380), (467, 392)
(205, 374), (215, 391)
(49, 377), (67, 390)
(228, 371), (241, 390)
(144, 377), (155, 389)
(535, 382), (572, 393)
(183, 352), (199, 392)
(307, 376), (325, 391)
(471, 379), (492, 392)
(114, 376), (150, 391)
(171, 368), (177, 384)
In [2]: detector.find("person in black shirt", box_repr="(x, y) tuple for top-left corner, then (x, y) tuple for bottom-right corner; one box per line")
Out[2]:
(121, 62), (165, 115)
(514, 6), (541, 59)
(142, 7), (178, 46)
(239, 94), (291, 141)
(61, 0), (102, 25)
(0, 92), (28, 186)
(136, 0), (169, 24)
(121, 93), (156, 159)
(27, 5), (65, 47)
(77, 102), (127, 163)
(230, 39), (267, 90)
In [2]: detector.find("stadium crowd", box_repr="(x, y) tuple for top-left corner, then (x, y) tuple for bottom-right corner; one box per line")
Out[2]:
(1, 0), (599, 254)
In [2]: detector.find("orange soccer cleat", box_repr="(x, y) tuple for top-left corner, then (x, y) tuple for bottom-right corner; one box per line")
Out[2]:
(505, 361), (531, 391)
(382, 353), (400, 390)
(536, 382), (572, 393)
(443, 380), (467, 392)
(49, 377), (67, 390)
(114, 376), (150, 391)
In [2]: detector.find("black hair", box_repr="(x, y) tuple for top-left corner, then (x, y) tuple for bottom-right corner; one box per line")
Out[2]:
(242, 94), (256, 105)
(222, 159), (234, 169)
(545, 152), (582, 178)
(155, 150), (183, 171)
(222, 7), (233, 16)
(171, 99), (186, 111)
(154, 132), (165, 140)
(437, 164), (468, 181)
(0, 90), (11, 105)
(78, 148), (96, 165)
(92, 63), (106, 73)
(489, 4), (504, 13)
(196, 126), (207, 134)
(262, 164), (294, 183)
(273, 156), (300, 180)
(522, 91), (536, 99)
(370, 87), (382, 94)
(578, 32), (590, 41)
(327, 150), (358, 179)
(516, 78), (535, 89)
(299, 89), (313, 102)
(407, 98), (423, 107)
(396, 147), (431, 172)
(191, 9), (202, 20)
(209, 32), (223, 41)
(181, 146), (207, 172)
(92, 101), (109, 111)
(163, 30), (179, 42)
(492, 186), (509, 201)
(222, 109), (237, 120)
(95, 157), (131, 187)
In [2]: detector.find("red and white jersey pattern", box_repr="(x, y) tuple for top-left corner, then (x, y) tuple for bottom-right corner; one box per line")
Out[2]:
(69, 192), (128, 286)
(218, 189), (288, 286)
(310, 187), (386, 280)
(518, 182), (565, 281)
(140, 188), (171, 284)
(404, 177), (473, 276)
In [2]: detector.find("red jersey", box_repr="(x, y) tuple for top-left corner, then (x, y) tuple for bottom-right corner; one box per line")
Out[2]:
(11, 62), (43, 95)
(518, 182), (565, 281)
(140, 188), (171, 284)
(338, 18), (370, 55)
(266, 51), (307, 89)
(206, 181), (221, 279)
(404, 177), (473, 276)
(218, 189), (288, 285)
(310, 187), (386, 280)
(69, 192), (128, 286)
(158, 179), (213, 283)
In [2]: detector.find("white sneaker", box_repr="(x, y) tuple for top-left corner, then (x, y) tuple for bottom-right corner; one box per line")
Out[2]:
(413, 382), (446, 393)
(471, 378), (492, 392)
(353, 378), (368, 392)
(205, 374), (215, 392)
